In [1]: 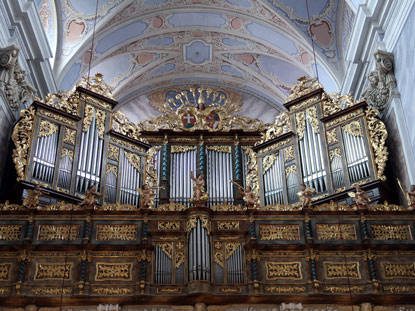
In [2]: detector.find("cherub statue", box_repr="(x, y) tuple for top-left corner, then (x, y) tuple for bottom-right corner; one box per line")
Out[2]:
(230, 180), (258, 209)
(79, 185), (103, 209)
(397, 178), (415, 211)
(190, 171), (208, 204)
(23, 185), (45, 209)
(348, 185), (370, 209)
(297, 184), (315, 209)
(138, 184), (163, 208)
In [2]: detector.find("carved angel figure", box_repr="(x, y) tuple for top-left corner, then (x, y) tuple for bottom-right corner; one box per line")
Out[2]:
(297, 184), (315, 209)
(138, 184), (158, 208)
(190, 171), (208, 203)
(79, 185), (103, 209)
(230, 180), (258, 209)
(348, 185), (370, 209)
(23, 185), (45, 209)
(397, 178), (415, 211)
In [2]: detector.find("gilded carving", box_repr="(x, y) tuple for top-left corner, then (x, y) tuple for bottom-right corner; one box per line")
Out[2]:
(307, 106), (320, 133)
(124, 151), (141, 172)
(157, 287), (182, 294)
(259, 112), (291, 143)
(34, 263), (72, 280)
(157, 242), (173, 259)
(61, 148), (74, 161)
(368, 202), (406, 211)
(265, 262), (302, 280)
(316, 224), (357, 240)
(217, 221), (239, 230)
(342, 120), (363, 137)
(106, 164), (118, 176)
(38, 109), (76, 126)
(326, 129), (338, 145)
(108, 144), (119, 161)
(38, 120), (58, 137)
(0, 224), (22, 241)
(323, 285), (364, 293)
(83, 105), (106, 138)
(285, 165), (297, 178)
(382, 262), (415, 278)
(0, 263), (12, 281)
(225, 242), (241, 260)
(158, 201), (187, 211)
(366, 107), (388, 181)
(11, 106), (35, 181)
(170, 145), (197, 153)
(329, 148), (341, 161)
(95, 262), (133, 281)
(63, 127), (76, 145)
(144, 146), (161, 208)
(370, 224), (412, 240)
(91, 287), (133, 295)
(0, 288), (10, 295)
(321, 92), (356, 117)
(285, 77), (322, 103)
(241, 147), (260, 201)
(31, 287), (72, 295)
(264, 286), (306, 294)
(110, 136), (146, 153)
(37, 224), (80, 241)
(295, 111), (306, 140)
(187, 215), (210, 234)
(100, 202), (138, 211)
(284, 146), (294, 162)
(258, 137), (292, 155)
(219, 287), (241, 293)
(95, 224), (138, 241)
(325, 109), (363, 128)
(158, 221), (180, 231)
(383, 285), (415, 293)
(206, 145), (232, 153)
(259, 224), (300, 241)
(324, 262), (361, 279)
(77, 73), (114, 100)
(210, 202), (245, 211)
(262, 154), (276, 173)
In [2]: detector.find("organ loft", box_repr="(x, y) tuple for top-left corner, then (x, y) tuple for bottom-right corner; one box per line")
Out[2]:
(0, 72), (414, 311)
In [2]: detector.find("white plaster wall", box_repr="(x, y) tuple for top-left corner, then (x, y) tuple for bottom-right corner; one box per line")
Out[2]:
(392, 4), (415, 157)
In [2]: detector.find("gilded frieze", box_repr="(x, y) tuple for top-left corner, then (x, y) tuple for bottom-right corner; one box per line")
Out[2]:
(210, 202), (245, 211)
(158, 201), (187, 211)
(382, 262), (415, 278)
(325, 109), (363, 128)
(257, 138), (292, 155)
(323, 285), (364, 294)
(370, 224), (412, 240)
(170, 145), (197, 153)
(124, 151), (141, 172)
(285, 77), (322, 103)
(91, 287), (133, 295)
(342, 120), (363, 137)
(324, 262), (361, 279)
(61, 148), (74, 161)
(37, 224), (80, 241)
(0, 224), (22, 241)
(95, 262), (133, 281)
(383, 285), (415, 293)
(265, 262), (302, 280)
(259, 224), (300, 241)
(284, 146), (294, 162)
(217, 221), (239, 230)
(34, 263), (72, 280)
(158, 221), (180, 231)
(38, 120), (58, 137)
(106, 164), (118, 176)
(219, 287), (241, 293)
(157, 287), (182, 294)
(0, 263), (12, 281)
(110, 137), (146, 153)
(95, 224), (138, 241)
(206, 145), (232, 153)
(31, 287), (72, 295)
(38, 109), (76, 127)
(315, 224), (357, 241)
(262, 154), (276, 173)
(264, 286), (306, 294)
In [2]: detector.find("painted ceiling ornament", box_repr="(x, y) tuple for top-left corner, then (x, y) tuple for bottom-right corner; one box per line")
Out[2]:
(149, 85), (242, 114)
(285, 76), (323, 103)
(362, 50), (397, 114)
(77, 73), (114, 99)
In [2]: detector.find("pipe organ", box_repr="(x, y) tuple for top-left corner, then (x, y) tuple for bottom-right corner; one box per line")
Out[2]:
(5, 75), (414, 307)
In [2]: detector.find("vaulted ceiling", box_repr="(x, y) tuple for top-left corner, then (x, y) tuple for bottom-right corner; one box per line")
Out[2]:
(35, 0), (356, 123)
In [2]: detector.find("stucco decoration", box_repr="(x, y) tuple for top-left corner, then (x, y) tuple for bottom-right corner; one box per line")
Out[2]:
(362, 50), (397, 113)
(0, 45), (36, 113)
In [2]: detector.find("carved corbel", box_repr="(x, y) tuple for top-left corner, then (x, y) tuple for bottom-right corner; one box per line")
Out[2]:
(0, 45), (36, 113)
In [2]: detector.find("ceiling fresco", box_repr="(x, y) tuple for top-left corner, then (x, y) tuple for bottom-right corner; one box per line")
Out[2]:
(34, 0), (356, 122)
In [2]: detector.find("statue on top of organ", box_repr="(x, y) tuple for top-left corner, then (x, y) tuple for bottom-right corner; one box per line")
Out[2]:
(5, 73), (412, 211)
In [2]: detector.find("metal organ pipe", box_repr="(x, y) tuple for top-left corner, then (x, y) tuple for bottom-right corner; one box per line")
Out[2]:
(188, 218), (210, 281)
(32, 127), (58, 184)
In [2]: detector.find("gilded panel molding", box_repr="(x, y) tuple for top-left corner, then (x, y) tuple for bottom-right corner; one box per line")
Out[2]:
(0, 263), (12, 281)
(0, 224), (22, 241)
(38, 109), (77, 126)
(108, 144), (119, 161)
(323, 285), (364, 293)
(383, 285), (415, 293)
(219, 287), (241, 293)
(158, 201), (187, 211)
(34, 263), (72, 280)
(257, 138), (292, 155)
(37, 224), (80, 241)
(264, 286), (306, 294)
(31, 287), (72, 295)
(110, 137), (146, 153)
(315, 224), (357, 241)
(259, 224), (300, 241)
(91, 287), (133, 295)
(187, 215), (210, 234)
(325, 109), (363, 128)
(95, 224), (138, 241)
(382, 262), (415, 278)
(0, 288), (10, 295)
(265, 261), (302, 280)
(210, 203), (245, 211)
(170, 145), (197, 153)
(157, 287), (182, 294)
(61, 148), (74, 161)
(95, 262), (133, 281)
(158, 221), (180, 231)
(323, 261), (361, 279)
(206, 145), (232, 153)
(106, 164), (118, 176)
(370, 224), (412, 240)
(217, 221), (239, 230)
